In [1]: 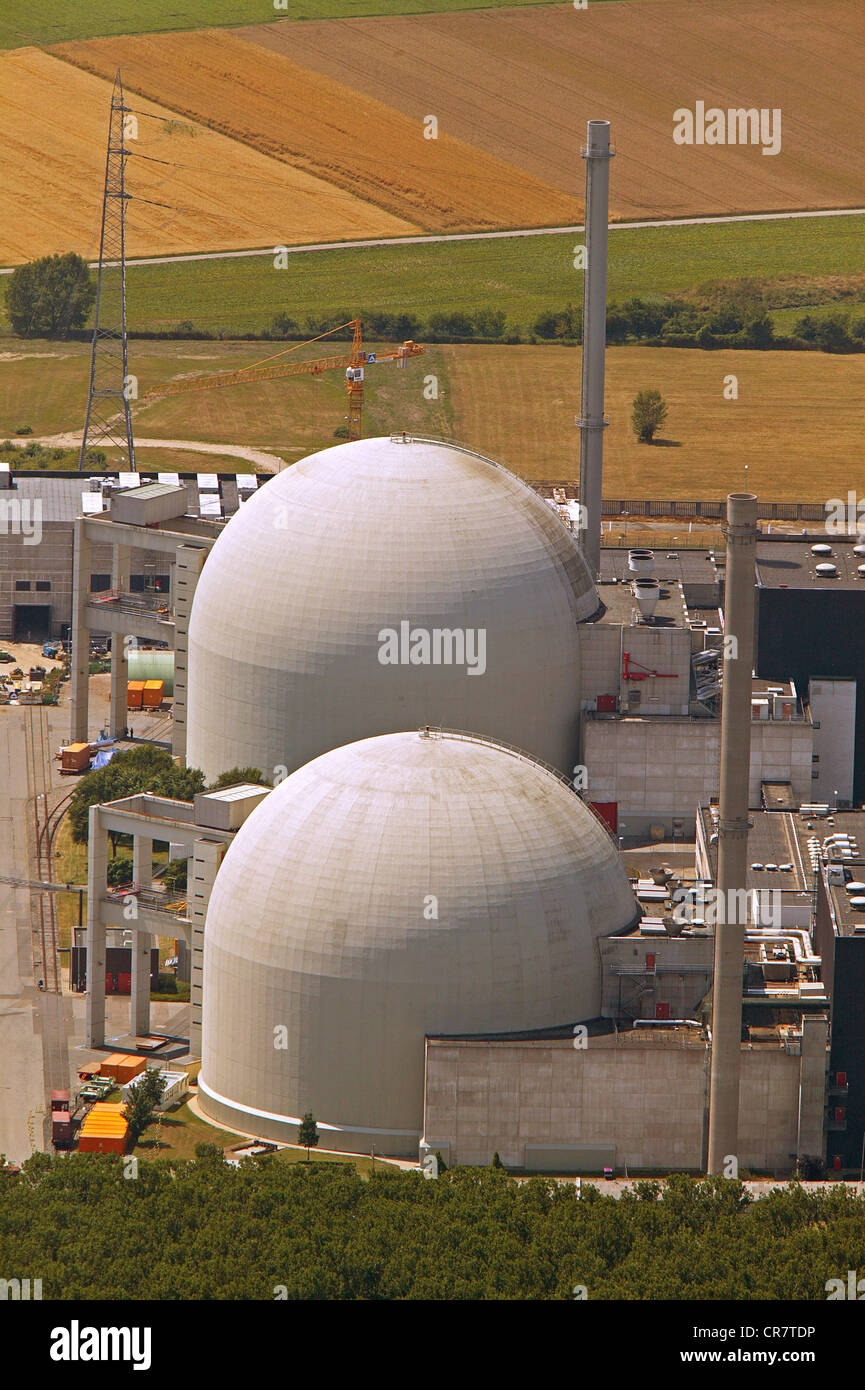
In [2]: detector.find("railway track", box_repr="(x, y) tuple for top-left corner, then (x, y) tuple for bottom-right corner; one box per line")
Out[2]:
(23, 705), (75, 996)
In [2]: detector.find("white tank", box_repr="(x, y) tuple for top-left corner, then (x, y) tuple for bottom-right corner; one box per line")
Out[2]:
(186, 437), (600, 782)
(198, 729), (639, 1155)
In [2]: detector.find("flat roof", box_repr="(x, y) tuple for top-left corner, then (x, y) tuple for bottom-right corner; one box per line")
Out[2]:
(699, 805), (811, 893)
(599, 548), (721, 587)
(790, 809), (865, 938)
(756, 538), (865, 592)
(596, 578), (688, 628)
(1, 471), (265, 524)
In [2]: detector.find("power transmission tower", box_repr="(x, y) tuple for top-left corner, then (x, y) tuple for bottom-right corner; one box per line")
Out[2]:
(79, 70), (135, 473)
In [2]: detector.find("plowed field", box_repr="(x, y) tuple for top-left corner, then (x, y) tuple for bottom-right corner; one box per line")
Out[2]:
(0, 48), (417, 264)
(249, 0), (865, 219)
(50, 30), (578, 233)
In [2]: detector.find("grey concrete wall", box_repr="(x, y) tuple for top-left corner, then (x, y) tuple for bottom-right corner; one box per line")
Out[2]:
(424, 1032), (825, 1173)
(583, 715), (812, 837)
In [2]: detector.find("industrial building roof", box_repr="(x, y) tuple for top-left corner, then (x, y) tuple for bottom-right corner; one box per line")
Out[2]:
(755, 538), (865, 591)
(3, 470), (264, 525)
(699, 805), (812, 894)
(595, 577), (689, 627)
(789, 809), (865, 938)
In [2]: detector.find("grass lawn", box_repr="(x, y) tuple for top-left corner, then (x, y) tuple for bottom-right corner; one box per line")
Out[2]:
(98, 216), (865, 339)
(442, 343), (865, 498)
(3, 336), (863, 497)
(0, 0), (569, 49)
(0, 337), (449, 457)
(133, 1100), (384, 1174)
(52, 818), (87, 954)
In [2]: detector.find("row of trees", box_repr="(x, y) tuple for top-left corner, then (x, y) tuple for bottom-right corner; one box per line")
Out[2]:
(5, 255), (864, 353)
(1, 1159), (864, 1299)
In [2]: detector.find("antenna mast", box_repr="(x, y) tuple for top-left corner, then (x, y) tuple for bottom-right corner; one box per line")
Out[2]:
(79, 69), (135, 473)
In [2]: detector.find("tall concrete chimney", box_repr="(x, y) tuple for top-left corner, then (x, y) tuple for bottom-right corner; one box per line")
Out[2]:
(578, 120), (614, 580)
(707, 491), (758, 1174)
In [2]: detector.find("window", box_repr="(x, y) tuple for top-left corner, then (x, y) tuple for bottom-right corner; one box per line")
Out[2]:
(35, 581), (50, 592)
(90, 574), (111, 592)
(15, 580), (30, 591)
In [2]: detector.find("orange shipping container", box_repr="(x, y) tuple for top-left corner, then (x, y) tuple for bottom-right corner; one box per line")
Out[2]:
(78, 1102), (128, 1154)
(127, 681), (145, 710)
(142, 679), (164, 708)
(100, 1053), (146, 1084)
(61, 742), (91, 772)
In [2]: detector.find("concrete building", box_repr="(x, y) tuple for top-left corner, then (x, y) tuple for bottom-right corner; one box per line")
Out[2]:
(755, 537), (865, 801)
(0, 464), (260, 642)
(69, 481), (222, 759)
(423, 1015), (828, 1172)
(85, 783), (269, 1055)
(808, 677), (857, 806)
(185, 436), (602, 784)
(197, 729), (640, 1155)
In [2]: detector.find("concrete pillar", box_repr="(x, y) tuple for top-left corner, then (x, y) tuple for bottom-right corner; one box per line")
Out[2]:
(172, 545), (207, 763)
(577, 120), (614, 580)
(132, 833), (152, 891)
(70, 518), (93, 743)
(109, 543), (132, 738)
(797, 1014), (829, 1160)
(131, 930), (152, 1038)
(86, 805), (108, 1047)
(707, 493), (758, 1174)
(129, 832), (153, 1038)
(188, 837), (225, 1060)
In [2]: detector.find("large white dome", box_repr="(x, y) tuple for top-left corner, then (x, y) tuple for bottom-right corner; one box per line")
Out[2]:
(186, 436), (600, 783)
(198, 730), (639, 1155)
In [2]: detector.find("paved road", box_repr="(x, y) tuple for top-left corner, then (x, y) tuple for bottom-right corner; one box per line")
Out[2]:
(2, 206), (864, 275)
(7, 433), (287, 473)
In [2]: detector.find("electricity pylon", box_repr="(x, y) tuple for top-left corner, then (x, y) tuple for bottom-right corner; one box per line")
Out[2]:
(79, 70), (135, 473)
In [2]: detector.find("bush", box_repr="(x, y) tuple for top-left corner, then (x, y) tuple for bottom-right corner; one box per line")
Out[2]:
(815, 314), (853, 353)
(161, 858), (188, 891)
(106, 855), (134, 888)
(631, 388), (668, 444)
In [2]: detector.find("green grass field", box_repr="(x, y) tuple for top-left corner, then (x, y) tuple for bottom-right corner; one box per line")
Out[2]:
(0, 0), (574, 50)
(103, 216), (865, 338)
(0, 338), (451, 459)
(3, 336), (861, 499)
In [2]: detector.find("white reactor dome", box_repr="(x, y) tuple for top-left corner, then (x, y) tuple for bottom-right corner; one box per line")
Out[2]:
(186, 436), (600, 783)
(198, 730), (639, 1155)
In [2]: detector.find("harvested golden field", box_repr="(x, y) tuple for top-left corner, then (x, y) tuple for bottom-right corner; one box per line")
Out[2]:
(253, 0), (865, 219)
(443, 344), (865, 501)
(49, 30), (577, 233)
(0, 48), (416, 264)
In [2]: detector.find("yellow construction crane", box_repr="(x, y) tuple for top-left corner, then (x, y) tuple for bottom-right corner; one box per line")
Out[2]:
(142, 318), (424, 441)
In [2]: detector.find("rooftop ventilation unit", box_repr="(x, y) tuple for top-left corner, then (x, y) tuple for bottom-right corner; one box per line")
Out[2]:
(815, 563), (838, 576)
(810, 543), (833, 556)
(632, 577), (660, 620)
(628, 549), (654, 575)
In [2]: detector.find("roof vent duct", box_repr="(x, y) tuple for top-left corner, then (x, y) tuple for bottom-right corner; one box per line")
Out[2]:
(633, 577), (660, 620)
(628, 548), (654, 575)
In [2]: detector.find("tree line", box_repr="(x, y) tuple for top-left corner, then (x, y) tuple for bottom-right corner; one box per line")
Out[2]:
(7, 254), (865, 353)
(1, 1157), (864, 1299)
